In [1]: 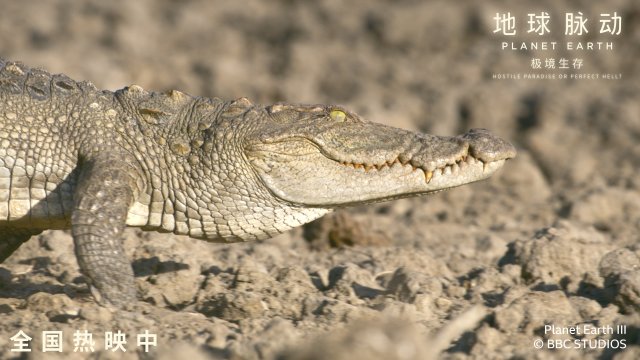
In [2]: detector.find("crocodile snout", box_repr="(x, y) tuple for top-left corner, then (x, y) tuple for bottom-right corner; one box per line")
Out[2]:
(459, 128), (517, 163)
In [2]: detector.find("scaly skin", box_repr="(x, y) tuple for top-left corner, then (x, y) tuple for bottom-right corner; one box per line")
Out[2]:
(0, 59), (516, 308)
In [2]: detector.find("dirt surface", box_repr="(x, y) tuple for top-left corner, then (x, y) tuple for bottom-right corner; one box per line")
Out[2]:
(0, 0), (639, 359)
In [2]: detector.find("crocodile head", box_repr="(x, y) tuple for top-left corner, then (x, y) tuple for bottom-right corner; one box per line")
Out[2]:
(244, 104), (516, 207)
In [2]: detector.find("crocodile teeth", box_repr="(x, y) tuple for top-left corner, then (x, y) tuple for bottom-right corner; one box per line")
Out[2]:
(424, 170), (433, 183)
(478, 159), (486, 172)
(339, 155), (481, 179)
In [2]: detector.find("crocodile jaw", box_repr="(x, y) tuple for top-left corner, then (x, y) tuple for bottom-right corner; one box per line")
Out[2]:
(246, 136), (510, 207)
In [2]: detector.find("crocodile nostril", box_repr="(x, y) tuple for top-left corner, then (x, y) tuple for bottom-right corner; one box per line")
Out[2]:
(461, 129), (517, 162)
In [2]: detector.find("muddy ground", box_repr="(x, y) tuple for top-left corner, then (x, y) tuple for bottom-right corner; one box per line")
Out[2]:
(0, 0), (639, 359)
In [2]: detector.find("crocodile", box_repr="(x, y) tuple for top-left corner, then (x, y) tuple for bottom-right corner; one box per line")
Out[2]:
(0, 59), (516, 308)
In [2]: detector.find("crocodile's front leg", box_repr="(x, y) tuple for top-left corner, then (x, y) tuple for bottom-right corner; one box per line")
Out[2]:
(71, 152), (145, 308)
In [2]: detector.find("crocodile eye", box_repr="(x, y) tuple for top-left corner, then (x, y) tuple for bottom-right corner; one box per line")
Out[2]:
(329, 109), (346, 122)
